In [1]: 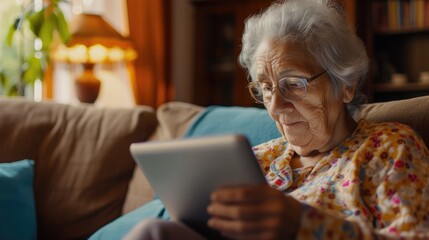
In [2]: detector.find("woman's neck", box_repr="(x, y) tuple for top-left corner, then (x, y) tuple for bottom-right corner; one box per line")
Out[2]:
(290, 151), (324, 169)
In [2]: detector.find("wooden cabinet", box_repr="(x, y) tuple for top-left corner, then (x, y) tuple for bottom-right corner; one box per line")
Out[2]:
(192, 0), (273, 107)
(356, 0), (429, 102)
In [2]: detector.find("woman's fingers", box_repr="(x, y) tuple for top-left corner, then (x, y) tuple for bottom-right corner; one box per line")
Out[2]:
(208, 199), (285, 219)
(208, 185), (288, 219)
(207, 185), (302, 239)
(210, 184), (273, 203)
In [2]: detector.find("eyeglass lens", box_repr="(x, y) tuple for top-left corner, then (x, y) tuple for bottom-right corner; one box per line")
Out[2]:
(248, 77), (307, 103)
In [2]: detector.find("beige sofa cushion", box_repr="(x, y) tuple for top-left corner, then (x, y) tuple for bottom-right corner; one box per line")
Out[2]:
(122, 102), (204, 214)
(359, 96), (429, 147)
(0, 98), (158, 239)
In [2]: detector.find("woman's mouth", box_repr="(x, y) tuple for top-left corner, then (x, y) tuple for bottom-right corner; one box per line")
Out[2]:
(284, 121), (299, 127)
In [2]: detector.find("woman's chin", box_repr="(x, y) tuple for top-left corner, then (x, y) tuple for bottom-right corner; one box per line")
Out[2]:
(283, 129), (309, 145)
(286, 137), (310, 150)
(284, 133), (316, 156)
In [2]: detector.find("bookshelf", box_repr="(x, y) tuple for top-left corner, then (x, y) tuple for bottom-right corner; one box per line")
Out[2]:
(191, 0), (356, 107)
(372, 0), (429, 32)
(359, 0), (429, 102)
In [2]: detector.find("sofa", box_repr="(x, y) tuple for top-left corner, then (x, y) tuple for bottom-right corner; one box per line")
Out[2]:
(1, 96), (429, 239)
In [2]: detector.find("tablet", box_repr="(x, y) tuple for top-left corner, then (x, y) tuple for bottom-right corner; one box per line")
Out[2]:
(130, 134), (266, 235)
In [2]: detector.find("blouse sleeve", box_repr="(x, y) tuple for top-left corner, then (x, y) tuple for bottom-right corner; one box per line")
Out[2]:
(295, 124), (429, 240)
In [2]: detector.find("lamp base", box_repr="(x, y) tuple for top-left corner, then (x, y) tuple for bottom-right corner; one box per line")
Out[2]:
(75, 67), (101, 104)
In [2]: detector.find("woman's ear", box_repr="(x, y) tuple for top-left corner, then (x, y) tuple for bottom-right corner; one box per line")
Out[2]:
(342, 84), (356, 104)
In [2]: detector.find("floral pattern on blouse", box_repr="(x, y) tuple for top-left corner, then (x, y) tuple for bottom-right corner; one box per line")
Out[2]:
(253, 119), (429, 239)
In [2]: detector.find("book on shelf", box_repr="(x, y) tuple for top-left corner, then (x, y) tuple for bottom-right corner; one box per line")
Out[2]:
(372, 0), (429, 32)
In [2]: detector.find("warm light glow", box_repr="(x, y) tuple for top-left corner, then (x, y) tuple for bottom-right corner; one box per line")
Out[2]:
(51, 14), (138, 64)
(52, 45), (69, 61)
(88, 44), (108, 63)
(52, 44), (137, 63)
(68, 45), (88, 63)
(125, 48), (138, 61)
(108, 47), (125, 62)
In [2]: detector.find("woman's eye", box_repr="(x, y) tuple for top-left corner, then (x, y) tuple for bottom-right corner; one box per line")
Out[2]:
(283, 78), (305, 88)
(260, 83), (272, 92)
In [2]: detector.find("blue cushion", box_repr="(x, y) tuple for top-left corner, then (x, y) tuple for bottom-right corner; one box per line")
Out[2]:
(89, 105), (280, 239)
(184, 105), (281, 146)
(0, 159), (36, 240)
(88, 199), (170, 240)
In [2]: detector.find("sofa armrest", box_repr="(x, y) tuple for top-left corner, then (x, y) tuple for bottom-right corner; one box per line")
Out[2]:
(0, 97), (158, 239)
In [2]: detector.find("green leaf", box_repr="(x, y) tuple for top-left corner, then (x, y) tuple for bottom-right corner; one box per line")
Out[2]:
(23, 56), (43, 84)
(53, 9), (70, 44)
(38, 14), (55, 50)
(8, 84), (19, 96)
(0, 70), (9, 87)
(27, 9), (45, 36)
(6, 18), (20, 46)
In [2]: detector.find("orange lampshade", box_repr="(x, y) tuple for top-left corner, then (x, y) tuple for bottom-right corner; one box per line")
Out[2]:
(52, 13), (137, 64)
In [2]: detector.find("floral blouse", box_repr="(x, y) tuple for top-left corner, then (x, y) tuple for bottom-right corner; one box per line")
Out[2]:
(253, 119), (429, 239)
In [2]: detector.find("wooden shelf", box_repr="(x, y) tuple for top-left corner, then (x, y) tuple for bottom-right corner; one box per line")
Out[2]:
(374, 27), (429, 36)
(374, 82), (429, 92)
(359, 0), (429, 102)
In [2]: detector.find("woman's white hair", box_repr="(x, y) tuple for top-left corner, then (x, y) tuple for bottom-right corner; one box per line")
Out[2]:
(239, 0), (369, 116)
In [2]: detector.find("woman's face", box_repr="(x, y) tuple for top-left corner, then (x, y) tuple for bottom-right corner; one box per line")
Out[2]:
(253, 39), (355, 156)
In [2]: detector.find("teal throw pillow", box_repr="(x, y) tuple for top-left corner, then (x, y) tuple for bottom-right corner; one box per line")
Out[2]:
(0, 159), (37, 240)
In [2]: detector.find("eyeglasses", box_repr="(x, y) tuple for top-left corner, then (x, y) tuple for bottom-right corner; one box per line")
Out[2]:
(247, 70), (327, 104)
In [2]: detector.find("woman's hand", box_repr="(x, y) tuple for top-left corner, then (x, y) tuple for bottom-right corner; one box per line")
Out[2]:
(207, 184), (302, 240)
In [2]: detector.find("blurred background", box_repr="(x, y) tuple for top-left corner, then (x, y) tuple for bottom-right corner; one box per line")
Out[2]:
(0, 0), (428, 108)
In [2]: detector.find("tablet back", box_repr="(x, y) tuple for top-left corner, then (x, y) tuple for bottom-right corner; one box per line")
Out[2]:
(130, 134), (266, 234)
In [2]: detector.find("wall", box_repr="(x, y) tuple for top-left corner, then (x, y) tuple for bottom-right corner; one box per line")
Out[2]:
(171, 0), (194, 102)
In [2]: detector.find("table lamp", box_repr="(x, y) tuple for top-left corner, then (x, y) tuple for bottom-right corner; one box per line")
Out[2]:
(52, 13), (137, 103)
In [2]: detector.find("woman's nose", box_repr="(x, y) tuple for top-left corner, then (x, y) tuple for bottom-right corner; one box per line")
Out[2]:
(268, 90), (294, 115)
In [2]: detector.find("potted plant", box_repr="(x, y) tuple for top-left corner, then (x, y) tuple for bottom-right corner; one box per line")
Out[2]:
(0, 0), (70, 96)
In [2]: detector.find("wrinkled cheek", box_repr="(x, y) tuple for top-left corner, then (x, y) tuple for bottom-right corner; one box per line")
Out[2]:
(275, 121), (286, 139)
(305, 109), (328, 136)
(308, 121), (327, 138)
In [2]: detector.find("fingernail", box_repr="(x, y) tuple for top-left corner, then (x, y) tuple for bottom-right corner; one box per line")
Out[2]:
(207, 205), (213, 213)
(207, 219), (214, 227)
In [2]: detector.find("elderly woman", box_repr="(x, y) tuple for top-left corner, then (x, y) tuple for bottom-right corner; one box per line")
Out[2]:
(125, 0), (429, 239)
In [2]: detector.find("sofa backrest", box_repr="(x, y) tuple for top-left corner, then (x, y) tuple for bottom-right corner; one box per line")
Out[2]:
(359, 96), (429, 147)
(146, 96), (429, 148)
(0, 98), (158, 239)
